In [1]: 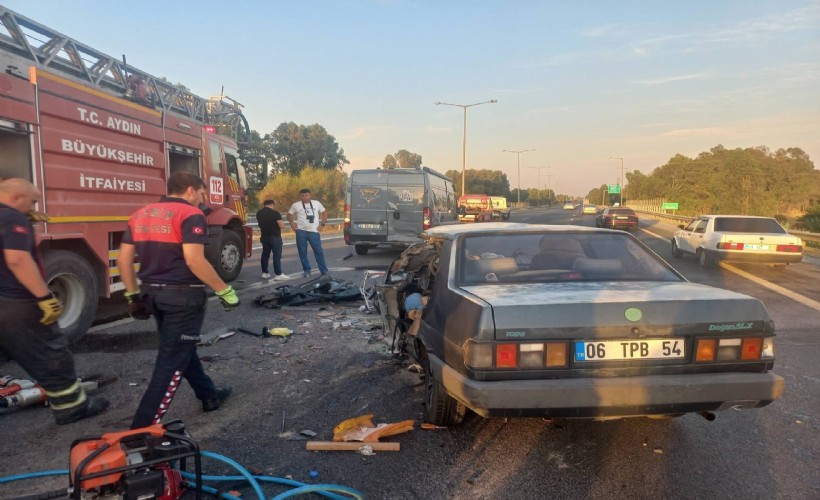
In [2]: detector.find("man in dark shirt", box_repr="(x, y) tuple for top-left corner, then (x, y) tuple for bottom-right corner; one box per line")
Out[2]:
(0, 178), (109, 424)
(117, 172), (240, 429)
(256, 199), (290, 281)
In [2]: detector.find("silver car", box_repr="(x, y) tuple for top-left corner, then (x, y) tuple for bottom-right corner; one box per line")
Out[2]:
(382, 223), (784, 426)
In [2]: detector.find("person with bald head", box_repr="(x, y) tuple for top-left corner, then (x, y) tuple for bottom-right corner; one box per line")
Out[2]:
(0, 178), (109, 424)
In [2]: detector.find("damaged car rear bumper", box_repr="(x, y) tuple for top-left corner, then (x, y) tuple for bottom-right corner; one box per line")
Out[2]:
(430, 354), (784, 418)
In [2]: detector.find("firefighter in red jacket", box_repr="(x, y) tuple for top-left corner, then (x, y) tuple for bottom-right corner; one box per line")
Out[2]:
(118, 172), (239, 429)
(0, 178), (109, 424)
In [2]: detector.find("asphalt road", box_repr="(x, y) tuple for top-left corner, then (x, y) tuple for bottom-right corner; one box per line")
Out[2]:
(1, 208), (818, 500)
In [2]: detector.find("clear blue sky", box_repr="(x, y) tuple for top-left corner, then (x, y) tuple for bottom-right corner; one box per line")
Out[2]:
(5, 0), (819, 196)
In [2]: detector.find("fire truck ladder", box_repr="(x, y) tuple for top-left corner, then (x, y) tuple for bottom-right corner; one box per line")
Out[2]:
(0, 6), (249, 143)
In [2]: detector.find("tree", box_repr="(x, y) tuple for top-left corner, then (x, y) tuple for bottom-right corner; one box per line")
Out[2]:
(256, 166), (348, 218)
(383, 149), (422, 169)
(444, 169), (510, 197)
(268, 122), (349, 175)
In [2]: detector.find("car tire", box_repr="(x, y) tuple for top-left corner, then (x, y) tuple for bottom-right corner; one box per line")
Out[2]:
(770, 264), (787, 272)
(671, 240), (683, 259)
(44, 250), (99, 344)
(697, 249), (712, 267)
(421, 347), (466, 427)
(213, 230), (244, 282)
(355, 245), (369, 256)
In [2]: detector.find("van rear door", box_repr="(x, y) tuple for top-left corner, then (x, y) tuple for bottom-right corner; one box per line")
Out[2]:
(350, 172), (389, 240)
(387, 173), (425, 240)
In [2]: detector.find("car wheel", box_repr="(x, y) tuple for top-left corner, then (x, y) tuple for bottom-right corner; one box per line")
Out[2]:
(770, 264), (787, 272)
(671, 240), (683, 259)
(355, 245), (369, 255)
(697, 249), (712, 267)
(421, 346), (466, 427)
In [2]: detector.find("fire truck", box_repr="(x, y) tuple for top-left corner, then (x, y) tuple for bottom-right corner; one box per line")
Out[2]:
(0, 7), (253, 341)
(457, 195), (494, 223)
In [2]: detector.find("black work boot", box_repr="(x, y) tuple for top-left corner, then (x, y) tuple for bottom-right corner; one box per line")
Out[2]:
(202, 386), (232, 412)
(54, 395), (110, 425)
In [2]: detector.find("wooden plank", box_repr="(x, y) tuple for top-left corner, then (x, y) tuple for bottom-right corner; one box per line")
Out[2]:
(305, 441), (400, 451)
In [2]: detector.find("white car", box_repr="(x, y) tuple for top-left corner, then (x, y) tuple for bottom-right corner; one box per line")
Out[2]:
(671, 215), (803, 268)
(562, 202), (575, 210)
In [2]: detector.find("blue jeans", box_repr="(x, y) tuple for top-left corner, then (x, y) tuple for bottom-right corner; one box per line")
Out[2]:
(295, 229), (328, 275)
(260, 235), (283, 275)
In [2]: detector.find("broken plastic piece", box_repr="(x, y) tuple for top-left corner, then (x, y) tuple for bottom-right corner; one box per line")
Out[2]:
(332, 414), (414, 442)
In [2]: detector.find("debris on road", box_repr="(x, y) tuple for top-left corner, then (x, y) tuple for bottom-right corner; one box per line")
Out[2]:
(254, 275), (362, 308)
(199, 328), (237, 345)
(333, 414), (414, 442)
(305, 441), (400, 452)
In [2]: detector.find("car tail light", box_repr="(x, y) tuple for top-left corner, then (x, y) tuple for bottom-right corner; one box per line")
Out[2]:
(344, 203), (351, 223)
(423, 207), (432, 230)
(695, 339), (717, 362)
(697, 337), (770, 362)
(203, 125), (217, 134)
(717, 242), (745, 250)
(464, 341), (570, 370)
(776, 244), (801, 253)
(545, 343), (568, 368)
(495, 344), (517, 368)
(740, 338), (763, 360)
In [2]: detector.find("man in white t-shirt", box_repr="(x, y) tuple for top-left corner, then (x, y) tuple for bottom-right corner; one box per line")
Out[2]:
(286, 188), (329, 277)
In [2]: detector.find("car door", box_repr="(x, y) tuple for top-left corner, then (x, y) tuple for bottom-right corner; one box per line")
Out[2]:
(675, 219), (698, 252)
(387, 173), (425, 239)
(350, 173), (389, 240)
(687, 218), (709, 251)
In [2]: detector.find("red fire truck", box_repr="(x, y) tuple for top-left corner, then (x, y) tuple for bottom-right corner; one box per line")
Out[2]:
(0, 7), (253, 341)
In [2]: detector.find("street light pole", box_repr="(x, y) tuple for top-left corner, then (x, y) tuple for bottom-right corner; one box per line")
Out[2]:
(503, 149), (535, 204)
(609, 157), (624, 205)
(527, 166), (551, 207)
(546, 174), (552, 205)
(435, 99), (497, 198)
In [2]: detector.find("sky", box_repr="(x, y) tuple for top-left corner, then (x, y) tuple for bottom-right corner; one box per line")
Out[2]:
(4, 0), (819, 196)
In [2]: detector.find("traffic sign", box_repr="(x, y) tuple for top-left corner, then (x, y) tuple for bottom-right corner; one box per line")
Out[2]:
(607, 184), (621, 194)
(662, 202), (679, 210)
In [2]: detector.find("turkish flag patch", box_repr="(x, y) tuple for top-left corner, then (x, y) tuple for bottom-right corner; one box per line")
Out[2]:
(12, 225), (29, 234)
(192, 227), (204, 234)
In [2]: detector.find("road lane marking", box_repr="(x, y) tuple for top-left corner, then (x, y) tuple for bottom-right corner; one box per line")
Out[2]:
(639, 226), (670, 242)
(719, 263), (820, 312)
(638, 225), (820, 312)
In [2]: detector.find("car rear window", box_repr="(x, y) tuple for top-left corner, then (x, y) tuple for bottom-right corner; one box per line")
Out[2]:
(458, 232), (681, 285)
(713, 217), (787, 234)
(607, 209), (636, 216)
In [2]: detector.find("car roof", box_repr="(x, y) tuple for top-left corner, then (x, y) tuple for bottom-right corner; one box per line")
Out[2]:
(422, 223), (612, 240)
(699, 215), (776, 219)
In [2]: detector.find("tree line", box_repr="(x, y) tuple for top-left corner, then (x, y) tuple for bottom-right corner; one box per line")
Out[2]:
(584, 145), (820, 229)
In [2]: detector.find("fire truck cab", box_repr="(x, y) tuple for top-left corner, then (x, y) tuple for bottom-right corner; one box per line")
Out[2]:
(0, 7), (253, 341)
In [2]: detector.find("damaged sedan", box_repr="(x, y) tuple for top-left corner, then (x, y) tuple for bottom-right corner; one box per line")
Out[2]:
(380, 223), (784, 426)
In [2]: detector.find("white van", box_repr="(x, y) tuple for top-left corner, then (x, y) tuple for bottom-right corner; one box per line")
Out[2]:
(344, 167), (457, 255)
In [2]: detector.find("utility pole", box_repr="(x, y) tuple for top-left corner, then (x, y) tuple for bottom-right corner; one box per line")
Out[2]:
(609, 157), (624, 205)
(503, 149), (535, 204)
(435, 100), (497, 197)
(528, 166), (550, 207)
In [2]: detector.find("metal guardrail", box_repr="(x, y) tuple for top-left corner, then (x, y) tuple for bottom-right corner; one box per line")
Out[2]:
(634, 210), (820, 246)
(247, 217), (343, 229)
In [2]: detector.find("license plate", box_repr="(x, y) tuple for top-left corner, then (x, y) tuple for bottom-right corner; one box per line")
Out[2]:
(575, 339), (685, 362)
(745, 244), (770, 251)
(616, 216), (629, 220)
(357, 223), (381, 229)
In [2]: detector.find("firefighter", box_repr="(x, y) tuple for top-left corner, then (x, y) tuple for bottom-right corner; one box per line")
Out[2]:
(117, 172), (239, 429)
(0, 178), (109, 424)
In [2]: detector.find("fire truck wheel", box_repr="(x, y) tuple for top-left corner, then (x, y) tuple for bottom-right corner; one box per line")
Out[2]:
(44, 250), (99, 343)
(215, 230), (244, 282)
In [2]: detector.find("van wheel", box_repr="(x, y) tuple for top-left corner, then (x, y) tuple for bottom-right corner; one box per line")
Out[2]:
(421, 346), (466, 426)
(44, 250), (99, 343)
(214, 230), (244, 281)
(355, 245), (369, 256)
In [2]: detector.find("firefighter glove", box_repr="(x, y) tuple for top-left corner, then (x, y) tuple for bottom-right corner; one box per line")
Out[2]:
(216, 286), (240, 311)
(124, 290), (151, 320)
(36, 293), (63, 325)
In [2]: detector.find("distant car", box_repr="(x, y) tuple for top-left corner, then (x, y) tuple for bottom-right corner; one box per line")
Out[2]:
(671, 215), (803, 268)
(562, 202), (575, 210)
(582, 204), (597, 215)
(382, 223), (783, 426)
(596, 207), (639, 231)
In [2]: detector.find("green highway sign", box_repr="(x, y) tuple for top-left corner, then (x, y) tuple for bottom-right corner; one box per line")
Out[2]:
(662, 202), (679, 210)
(607, 184), (621, 194)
